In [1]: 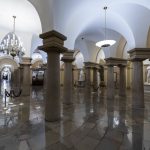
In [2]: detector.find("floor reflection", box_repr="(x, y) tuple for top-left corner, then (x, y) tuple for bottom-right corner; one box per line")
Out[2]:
(0, 87), (150, 149)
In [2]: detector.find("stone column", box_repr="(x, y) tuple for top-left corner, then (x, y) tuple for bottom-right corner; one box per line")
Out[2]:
(105, 58), (127, 99)
(132, 60), (144, 107)
(12, 69), (19, 88)
(84, 62), (92, 88)
(128, 48), (150, 108)
(61, 51), (75, 105)
(100, 66), (105, 87)
(85, 67), (91, 87)
(93, 64), (100, 91)
(20, 57), (32, 96)
(119, 65), (126, 96)
(39, 30), (67, 122)
(107, 65), (115, 99)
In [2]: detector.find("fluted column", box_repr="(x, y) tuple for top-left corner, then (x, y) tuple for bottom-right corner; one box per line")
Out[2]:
(39, 30), (67, 122)
(61, 51), (75, 105)
(107, 65), (115, 99)
(119, 65), (126, 96)
(20, 57), (32, 96)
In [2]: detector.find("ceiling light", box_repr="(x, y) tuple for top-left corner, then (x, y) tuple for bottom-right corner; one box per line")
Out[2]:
(96, 6), (116, 48)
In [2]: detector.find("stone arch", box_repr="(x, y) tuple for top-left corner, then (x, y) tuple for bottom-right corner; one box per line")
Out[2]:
(0, 56), (19, 72)
(116, 36), (127, 58)
(95, 49), (105, 65)
(27, 0), (53, 33)
(73, 50), (84, 69)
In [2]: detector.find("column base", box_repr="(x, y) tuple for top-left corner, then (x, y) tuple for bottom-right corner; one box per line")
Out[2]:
(45, 117), (61, 122)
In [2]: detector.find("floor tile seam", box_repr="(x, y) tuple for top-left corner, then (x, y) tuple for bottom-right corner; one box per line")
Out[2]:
(93, 127), (109, 150)
(61, 123), (98, 148)
(117, 134), (126, 150)
(108, 130), (125, 140)
(58, 121), (88, 138)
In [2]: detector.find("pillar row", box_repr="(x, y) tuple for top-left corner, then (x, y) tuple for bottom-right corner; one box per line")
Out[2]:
(128, 48), (150, 108)
(39, 30), (67, 122)
(105, 57), (127, 99)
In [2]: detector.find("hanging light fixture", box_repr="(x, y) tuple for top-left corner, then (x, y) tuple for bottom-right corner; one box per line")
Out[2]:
(0, 16), (25, 59)
(96, 6), (116, 48)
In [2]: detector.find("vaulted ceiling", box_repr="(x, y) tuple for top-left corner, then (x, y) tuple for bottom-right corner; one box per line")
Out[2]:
(1, 0), (150, 60)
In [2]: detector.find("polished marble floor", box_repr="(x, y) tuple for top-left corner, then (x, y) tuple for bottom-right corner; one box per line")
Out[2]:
(0, 83), (150, 150)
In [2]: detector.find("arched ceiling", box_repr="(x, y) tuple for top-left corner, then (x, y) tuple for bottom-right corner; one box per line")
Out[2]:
(2, 0), (149, 60)
(0, 0), (41, 33)
(50, 0), (150, 50)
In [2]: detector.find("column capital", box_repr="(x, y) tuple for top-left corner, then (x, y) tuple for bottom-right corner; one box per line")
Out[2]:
(20, 57), (32, 65)
(38, 30), (67, 53)
(61, 51), (75, 62)
(84, 62), (99, 69)
(128, 48), (150, 61)
(105, 57), (127, 66)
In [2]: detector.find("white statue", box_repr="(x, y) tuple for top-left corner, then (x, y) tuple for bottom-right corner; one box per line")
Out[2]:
(147, 66), (150, 84)
(79, 69), (85, 81)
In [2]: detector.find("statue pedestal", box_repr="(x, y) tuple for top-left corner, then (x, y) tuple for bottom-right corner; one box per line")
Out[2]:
(144, 83), (150, 91)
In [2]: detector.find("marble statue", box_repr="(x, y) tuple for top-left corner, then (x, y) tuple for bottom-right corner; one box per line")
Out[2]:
(79, 69), (85, 81)
(147, 66), (150, 84)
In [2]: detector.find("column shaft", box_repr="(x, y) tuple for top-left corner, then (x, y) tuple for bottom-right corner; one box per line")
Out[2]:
(45, 52), (60, 121)
(107, 65), (114, 99)
(22, 64), (31, 96)
(93, 68), (98, 90)
(85, 67), (91, 87)
(119, 66), (126, 96)
(132, 61), (144, 108)
(63, 62), (73, 104)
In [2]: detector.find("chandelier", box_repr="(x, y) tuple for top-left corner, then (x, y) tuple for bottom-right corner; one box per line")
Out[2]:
(96, 6), (116, 48)
(0, 16), (25, 59)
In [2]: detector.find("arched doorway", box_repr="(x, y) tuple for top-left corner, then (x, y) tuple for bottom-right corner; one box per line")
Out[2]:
(0, 56), (19, 95)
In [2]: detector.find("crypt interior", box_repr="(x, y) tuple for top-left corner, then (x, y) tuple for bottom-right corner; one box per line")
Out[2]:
(0, 0), (150, 150)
